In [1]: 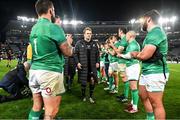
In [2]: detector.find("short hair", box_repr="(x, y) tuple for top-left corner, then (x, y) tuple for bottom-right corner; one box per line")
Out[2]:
(35, 0), (53, 16)
(108, 35), (116, 41)
(83, 27), (92, 34)
(105, 39), (109, 44)
(108, 36), (114, 40)
(127, 31), (136, 38)
(119, 27), (127, 34)
(143, 9), (161, 24)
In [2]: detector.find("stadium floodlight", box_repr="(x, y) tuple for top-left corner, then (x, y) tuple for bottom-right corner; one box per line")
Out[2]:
(62, 20), (69, 25)
(17, 16), (37, 22)
(164, 26), (171, 30)
(79, 21), (84, 24)
(70, 20), (84, 25)
(170, 16), (177, 23)
(31, 18), (35, 22)
(158, 17), (167, 24)
(21, 25), (27, 28)
(70, 20), (78, 25)
(159, 16), (178, 24)
(62, 20), (83, 25)
(135, 20), (139, 23)
(129, 19), (136, 24)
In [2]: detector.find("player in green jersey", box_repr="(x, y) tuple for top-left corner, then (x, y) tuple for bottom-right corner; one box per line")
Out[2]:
(99, 44), (107, 83)
(118, 31), (140, 113)
(131, 10), (169, 119)
(104, 36), (119, 94)
(112, 27), (129, 102)
(28, 0), (73, 119)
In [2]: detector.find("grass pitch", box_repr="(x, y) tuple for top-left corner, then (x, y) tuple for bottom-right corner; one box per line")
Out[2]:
(0, 60), (179, 119)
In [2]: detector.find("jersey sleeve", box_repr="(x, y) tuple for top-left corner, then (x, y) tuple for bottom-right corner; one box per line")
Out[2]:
(50, 24), (66, 45)
(119, 37), (128, 48)
(145, 34), (162, 47)
(128, 44), (139, 52)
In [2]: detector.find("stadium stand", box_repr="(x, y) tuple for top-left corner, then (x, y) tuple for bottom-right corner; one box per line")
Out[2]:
(0, 19), (180, 62)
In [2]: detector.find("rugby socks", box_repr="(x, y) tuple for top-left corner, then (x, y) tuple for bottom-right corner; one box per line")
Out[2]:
(65, 76), (69, 86)
(28, 109), (42, 120)
(124, 81), (129, 98)
(97, 69), (101, 79)
(108, 76), (114, 90)
(81, 85), (86, 98)
(131, 89), (139, 110)
(89, 84), (95, 98)
(146, 112), (155, 120)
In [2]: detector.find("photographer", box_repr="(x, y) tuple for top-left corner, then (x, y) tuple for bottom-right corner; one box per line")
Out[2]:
(0, 62), (30, 103)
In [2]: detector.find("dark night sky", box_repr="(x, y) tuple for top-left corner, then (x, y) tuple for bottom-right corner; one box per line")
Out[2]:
(0, 0), (180, 31)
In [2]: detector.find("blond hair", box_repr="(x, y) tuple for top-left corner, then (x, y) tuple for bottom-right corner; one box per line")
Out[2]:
(83, 27), (92, 34)
(127, 31), (136, 38)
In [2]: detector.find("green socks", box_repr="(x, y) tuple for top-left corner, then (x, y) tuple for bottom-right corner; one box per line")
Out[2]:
(146, 112), (155, 120)
(108, 76), (114, 90)
(28, 109), (42, 120)
(131, 89), (139, 110)
(124, 81), (129, 98)
(102, 76), (107, 82)
(97, 70), (101, 79)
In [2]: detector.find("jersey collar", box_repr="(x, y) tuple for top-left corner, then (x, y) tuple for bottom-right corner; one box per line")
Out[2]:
(148, 25), (159, 32)
(38, 17), (51, 22)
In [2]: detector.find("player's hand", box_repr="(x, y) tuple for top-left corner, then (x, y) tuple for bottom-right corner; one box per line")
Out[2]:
(96, 63), (100, 68)
(131, 51), (139, 58)
(77, 63), (82, 69)
(66, 34), (73, 45)
(117, 53), (122, 58)
(109, 42), (114, 47)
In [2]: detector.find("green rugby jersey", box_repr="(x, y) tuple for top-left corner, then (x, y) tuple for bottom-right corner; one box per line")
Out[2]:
(114, 41), (121, 48)
(108, 48), (118, 63)
(30, 18), (66, 72)
(119, 36), (128, 53)
(142, 26), (169, 75)
(125, 40), (140, 67)
(118, 36), (128, 64)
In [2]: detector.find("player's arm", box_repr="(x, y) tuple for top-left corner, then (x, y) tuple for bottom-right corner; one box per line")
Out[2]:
(59, 42), (73, 57)
(27, 43), (32, 64)
(118, 46), (137, 59)
(74, 42), (80, 64)
(118, 52), (132, 59)
(59, 35), (73, 57)
(108, 49), (116, 56)
(116, 46), (124, 54)
(74, 42), (83, 69)
(111, 45), (124, 54)
(96, 43), (100, 68)
(132, 45), (156, 61)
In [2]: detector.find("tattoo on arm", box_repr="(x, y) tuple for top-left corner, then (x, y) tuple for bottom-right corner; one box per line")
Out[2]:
(60, 41), (73, 57)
